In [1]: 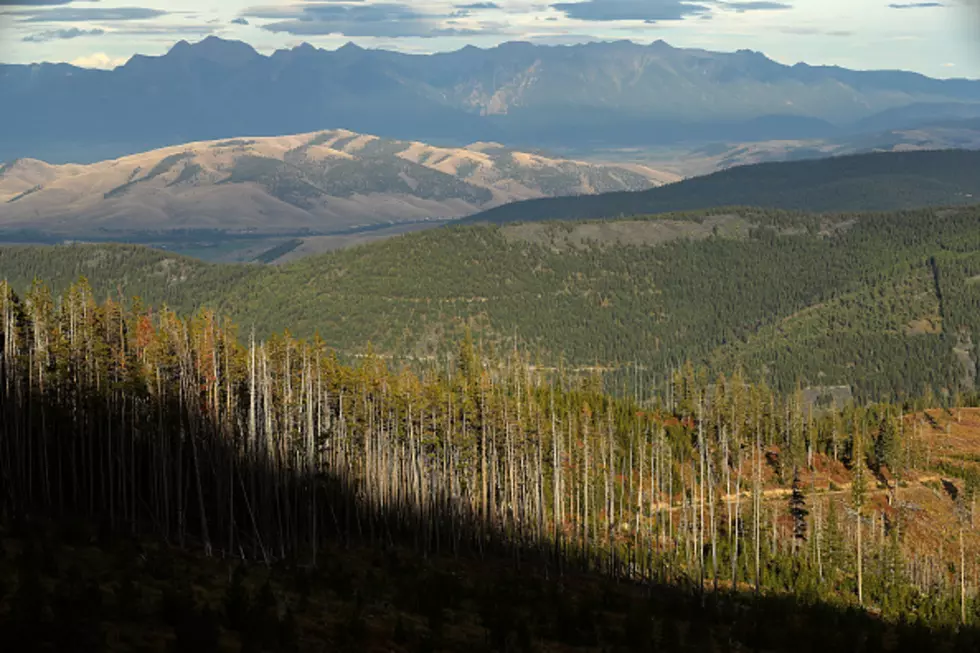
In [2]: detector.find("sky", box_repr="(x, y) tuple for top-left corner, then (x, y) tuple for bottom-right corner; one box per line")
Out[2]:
(0, 0), (978, 78)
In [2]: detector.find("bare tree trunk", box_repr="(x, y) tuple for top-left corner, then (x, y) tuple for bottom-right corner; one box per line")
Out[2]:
(961, 527), (967, 626)
(857, 508), (863, 606)
(754, 421), (762, 595)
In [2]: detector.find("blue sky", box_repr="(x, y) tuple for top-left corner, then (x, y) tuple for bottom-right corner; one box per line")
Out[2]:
(0, 0), (976, 78)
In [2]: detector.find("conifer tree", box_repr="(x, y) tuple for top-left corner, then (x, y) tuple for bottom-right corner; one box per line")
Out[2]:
(789, 468), (808, 547)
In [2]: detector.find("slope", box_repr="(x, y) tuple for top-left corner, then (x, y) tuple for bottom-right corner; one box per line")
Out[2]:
(0, 244), (236, 316)
(463, 149), (980, 225)
(0, 130), (670, 239)
(4, 205), (980, 400)
(605, 117), (980, 179)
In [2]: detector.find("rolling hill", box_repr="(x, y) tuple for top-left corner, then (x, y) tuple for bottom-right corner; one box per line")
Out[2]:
(463, 149), (980, 225)
(0, 130), (670, 239)
(3, 204), (980, 401)
(595, 118), (980, 179)
(6, 36), (980, 163)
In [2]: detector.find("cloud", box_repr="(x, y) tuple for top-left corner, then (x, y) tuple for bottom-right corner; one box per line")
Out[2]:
(231, 17), (249, 25)
(550, 0), (795, 21)
(451, 1), (500, 15)
(779, 26), (852, 37)
(526, 33), (616, 45)
(251, 2), (492, 38)
(23, 27), (104, 41)
(887, 2), (943, 7)
(0, 0), (95, 5)
(11, 7), (167, 22)
(720, 1), (791, 11)
(550, 0), (712, 22)
(107, 23), (217, 36)
(69, 52), (127, 69)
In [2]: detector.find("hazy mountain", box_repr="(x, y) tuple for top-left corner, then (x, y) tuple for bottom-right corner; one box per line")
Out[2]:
(0, 129), (672, 238)
(4, 36), (980, 163)
(463, 149), (980, 225)
(608, 118), (980, 177)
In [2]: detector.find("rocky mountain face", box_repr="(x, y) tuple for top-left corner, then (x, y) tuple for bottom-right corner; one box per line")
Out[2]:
(0, 129), (673, 237)
(4, 36), (980, 163)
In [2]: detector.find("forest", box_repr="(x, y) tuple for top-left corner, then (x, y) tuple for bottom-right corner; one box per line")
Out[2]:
(463, 149), (980, 225)
(3, 204), (980, 402)
(1, 278), (980, 651)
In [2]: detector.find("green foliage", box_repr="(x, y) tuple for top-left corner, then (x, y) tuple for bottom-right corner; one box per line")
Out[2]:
(105, 151), (193, 198)
(3, 273), (980, 649)
(4, 205), (980, 404)
(876, 410), (903, 476)
(143, 151), (194, 182)
(253, 239), (303, 264)
(168, 162), (203, 187)
(465, 150), (980, 225)
(7, 184), (40, 203)
(790, 469), (809, 542)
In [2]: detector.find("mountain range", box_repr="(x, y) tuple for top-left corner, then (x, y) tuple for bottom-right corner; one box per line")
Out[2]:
(5, 36), (980, 163)
(0, 130), (670, 239)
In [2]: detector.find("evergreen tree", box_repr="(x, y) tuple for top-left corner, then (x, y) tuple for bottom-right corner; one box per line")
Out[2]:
(789, 468), (809, 544)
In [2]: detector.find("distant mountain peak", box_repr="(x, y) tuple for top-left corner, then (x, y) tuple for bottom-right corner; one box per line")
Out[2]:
(735, 48), (772, 61)
(337, 41), (364, 53)
(495, 40), (535, 51)
(165, 36), (260, 66)
(167, 40), (192, 55)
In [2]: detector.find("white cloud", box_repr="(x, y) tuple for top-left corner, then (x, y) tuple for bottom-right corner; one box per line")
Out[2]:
(69, 51), (128, 69)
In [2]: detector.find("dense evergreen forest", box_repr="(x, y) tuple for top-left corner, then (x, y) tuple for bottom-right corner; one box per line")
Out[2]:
(3, 205), (980, 403)
(463, 149), (980, 225)
(2, 279), (980, 650)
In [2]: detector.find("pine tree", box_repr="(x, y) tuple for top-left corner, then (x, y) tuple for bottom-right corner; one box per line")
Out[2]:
(789, 468), (808, 545)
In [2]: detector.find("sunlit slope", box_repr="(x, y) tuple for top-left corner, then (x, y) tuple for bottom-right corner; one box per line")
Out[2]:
(0, 129), (671, 237)
(3, 206), (980, 399)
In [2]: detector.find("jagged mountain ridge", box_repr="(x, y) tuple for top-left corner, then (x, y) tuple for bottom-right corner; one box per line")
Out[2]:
(5, 36), (980, 163)
(0, 129), (673, 236)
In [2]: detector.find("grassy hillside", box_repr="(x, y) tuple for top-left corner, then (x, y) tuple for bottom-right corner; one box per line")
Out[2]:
(4, 205), (980, 400)
(0, 129), (670, 240)
(463, 150), (980, 225)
